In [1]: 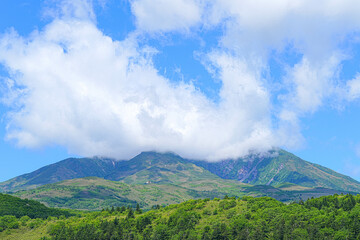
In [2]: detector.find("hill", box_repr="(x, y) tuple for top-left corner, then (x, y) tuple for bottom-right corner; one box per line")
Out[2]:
(1, 194), (360, 239)
(0, 193), (71, 219)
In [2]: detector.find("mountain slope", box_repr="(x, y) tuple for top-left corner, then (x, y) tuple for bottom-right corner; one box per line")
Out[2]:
(191, 149), (360, 192)
(106, 152), (187, 181)
(13, 176), (350, 210)
(119, 152), (223, 185)
(13, 177), (230, 210)
(4, 150), (359, 210)
(2, 150), (360, 194)
(0, 157), (117, 192)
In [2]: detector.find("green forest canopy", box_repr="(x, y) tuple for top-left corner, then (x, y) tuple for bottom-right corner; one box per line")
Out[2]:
(1, 193), (360, 239)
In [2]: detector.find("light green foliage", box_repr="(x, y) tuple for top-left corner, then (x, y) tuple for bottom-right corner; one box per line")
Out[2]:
(0, 215), (19, 231)
(2, 194), (359, 239)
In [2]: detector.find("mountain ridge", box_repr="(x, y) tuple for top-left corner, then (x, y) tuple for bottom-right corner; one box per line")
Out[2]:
(191, 149), (360, 192)
(1, 149), (360, 194)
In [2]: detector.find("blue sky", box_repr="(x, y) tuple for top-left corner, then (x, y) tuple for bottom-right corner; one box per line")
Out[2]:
(1, 0), (360, 182)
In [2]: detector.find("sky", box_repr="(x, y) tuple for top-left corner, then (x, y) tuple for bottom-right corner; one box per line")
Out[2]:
(1, 0), (360, 182)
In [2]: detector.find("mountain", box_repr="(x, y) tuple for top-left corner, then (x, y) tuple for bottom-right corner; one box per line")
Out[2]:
(191, 149), (360, 192)
(2, 150), (360, 194)
(3, 150), (359, 210)
(0, 157), (118, 192)
(0, 152), (221, 192)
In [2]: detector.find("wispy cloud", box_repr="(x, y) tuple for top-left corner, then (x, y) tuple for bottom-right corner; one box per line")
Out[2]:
(131, 0), (203, 33)
(346, 75), (360, 101)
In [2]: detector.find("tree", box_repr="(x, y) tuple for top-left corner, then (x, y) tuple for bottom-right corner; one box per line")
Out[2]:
(127, 208), (134, 219)
(136, 203), (142, 214)
(120, 206), (126, 213)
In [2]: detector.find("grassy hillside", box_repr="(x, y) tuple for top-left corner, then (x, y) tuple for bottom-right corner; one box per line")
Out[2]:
(2, 194), (360, 239)
(13, 177), (225, 210)
(13, 176), (353, 211)
(13, 177), (250, 210)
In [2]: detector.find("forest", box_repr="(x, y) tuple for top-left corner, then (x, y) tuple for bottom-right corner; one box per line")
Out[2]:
(0, 193), (72, 219)
(1, 193), (360, 239)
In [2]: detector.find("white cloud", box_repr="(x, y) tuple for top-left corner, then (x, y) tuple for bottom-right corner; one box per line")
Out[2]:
(346, 75), (360, 101)
(130, 0), (203, 33)
(129, 0), (360, 107)
(2, 0), (360, 160)
(282, 55), (343, 114)
(44, 0), (96, 21)
(0, 1), (276, 160)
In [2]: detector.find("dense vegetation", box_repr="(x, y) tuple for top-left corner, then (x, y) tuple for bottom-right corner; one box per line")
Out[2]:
(0, 193), (72, 234)
(2, 194), (360, 239)
(0, 193), (71, 219)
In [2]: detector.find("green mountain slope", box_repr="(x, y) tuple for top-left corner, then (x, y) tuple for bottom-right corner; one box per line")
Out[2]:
(13, 177), (230, 210)
(106, 152), (188, 181)
(0, 157), (117, 192)
(191, 149), (360, 192)
(13, 176), (351, 211)
(2, 150), (360, 197)
(120, 152), (223, 185)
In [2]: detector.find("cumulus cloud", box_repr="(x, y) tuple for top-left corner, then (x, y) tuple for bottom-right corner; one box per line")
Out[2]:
(1, 0), (360, 160)
(0, 1), (276, 160)
(130, 0), (360, 144)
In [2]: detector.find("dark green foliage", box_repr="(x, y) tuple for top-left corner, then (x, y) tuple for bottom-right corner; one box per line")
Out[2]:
(136, 203), (142, 214)
(121, 206), (126, 212)
(136, 214), (153, 232)
(304, 194), (357, 211)
(211, 223), (230, 240)
(0, 193), (71, 219)
(167, 209), (201, 231)
(126, 208), (135, 219)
